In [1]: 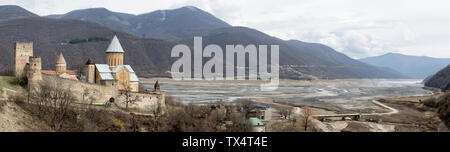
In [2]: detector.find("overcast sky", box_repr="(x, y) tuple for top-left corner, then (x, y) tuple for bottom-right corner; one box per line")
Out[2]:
(2, 0), (450, 59)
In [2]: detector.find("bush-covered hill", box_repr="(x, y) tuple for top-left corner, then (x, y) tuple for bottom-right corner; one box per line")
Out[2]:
(425, 64), (450, 92)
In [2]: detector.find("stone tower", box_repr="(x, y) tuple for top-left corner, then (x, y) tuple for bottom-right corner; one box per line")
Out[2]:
(154, 80), (161, 92)
(14, 42), (33, 79)
(55, 52), (67, 73)
(105, 35), (124, 67)
(85, 58), (95, 83)
(27, 56), (42, 82)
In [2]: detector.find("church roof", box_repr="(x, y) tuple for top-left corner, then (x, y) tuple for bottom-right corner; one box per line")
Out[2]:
(246, 117), (265, 126)
(56, 52), (66, 64)
(95, 64), (115, 81)
(99, 73), (115, 80)
(42, 70), (76, 75)
(129, 73), (139, 82)
(112, 65), (135, 73)
(112, 65), (139, 82)
(124, 65), (135, 73)
(95, 64), (139, 82)
(95, 64), (112, 73)
(105, 35), (124, 53)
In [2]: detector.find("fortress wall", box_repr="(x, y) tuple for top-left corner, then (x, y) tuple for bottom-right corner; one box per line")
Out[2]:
(41, 74), (118, 104)
(116, 91), (166, 114)
(40, 74), (166, 114)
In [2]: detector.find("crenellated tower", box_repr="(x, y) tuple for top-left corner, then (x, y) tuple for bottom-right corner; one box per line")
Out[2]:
(27, 56), (42, 82)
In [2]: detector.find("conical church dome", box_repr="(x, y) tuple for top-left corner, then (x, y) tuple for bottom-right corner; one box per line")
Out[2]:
(105, 35), (124, 53)
(56, 52), (66, 64)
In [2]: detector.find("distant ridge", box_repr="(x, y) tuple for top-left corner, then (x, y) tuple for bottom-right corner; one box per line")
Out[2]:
(0, 5), (38, 22)
(360, 53), (450, 79)
(45, 6), (231, 41)
(178, 27), (406, 79)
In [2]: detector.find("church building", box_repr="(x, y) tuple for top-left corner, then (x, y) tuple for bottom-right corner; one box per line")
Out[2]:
(41, 52), (78, 81)
(85, 35), (139, 92)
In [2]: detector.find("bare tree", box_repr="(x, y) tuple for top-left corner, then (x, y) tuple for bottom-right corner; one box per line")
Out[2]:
(121, 82), (137, 111)
(225, 113), (251, 132)
(31, 79), (76, 131)
(280, 107), (292, 120)
(301, 106), (313, 131)
(50, 88), (75, 130)
(82, 88), (91, 104)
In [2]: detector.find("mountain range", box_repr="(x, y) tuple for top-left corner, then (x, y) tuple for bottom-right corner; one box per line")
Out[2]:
(178, 27), (404, 79)
(0, 5), (406, 79)
(45, 6), (231, 41)
(359, 53), (450, 79)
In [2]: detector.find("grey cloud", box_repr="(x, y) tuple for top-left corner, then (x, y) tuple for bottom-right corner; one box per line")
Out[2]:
(1, 0), (449, 58)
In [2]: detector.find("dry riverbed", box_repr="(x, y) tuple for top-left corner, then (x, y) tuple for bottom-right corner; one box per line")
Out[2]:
(141, 78), (446, 132)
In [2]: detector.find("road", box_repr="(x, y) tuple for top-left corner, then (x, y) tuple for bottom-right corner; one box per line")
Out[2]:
(313, 100), (399, 118)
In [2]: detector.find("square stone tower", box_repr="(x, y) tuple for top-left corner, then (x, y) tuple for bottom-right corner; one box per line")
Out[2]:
(14, 42), (33, 79)
(27, 56), (42, 81)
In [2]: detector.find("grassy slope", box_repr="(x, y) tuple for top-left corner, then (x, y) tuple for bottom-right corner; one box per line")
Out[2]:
(0, 76), (50, 132)
(0, 76), (25, 93)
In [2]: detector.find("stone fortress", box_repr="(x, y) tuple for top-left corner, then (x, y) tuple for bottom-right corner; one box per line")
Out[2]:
(13, 35), (166, 114)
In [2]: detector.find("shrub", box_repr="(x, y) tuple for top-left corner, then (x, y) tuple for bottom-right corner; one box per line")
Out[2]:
(422, 97), (438, 108)
(9, 94), (25, 103)
(69, 39), (87, 44)
(166, 96), (184, 107)
(8, 77), (28, 87)
(437, 93), (450, 127)
(443, 83), (450, 92)
(0, 100), (6, 112)
(269, 121), (314, 132)
(112, 119), (125, 132)
(69, 37), (109, 44)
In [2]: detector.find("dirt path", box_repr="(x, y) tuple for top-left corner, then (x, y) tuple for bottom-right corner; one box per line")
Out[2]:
(363, 100), (399, 116)
(314, 100), (399, 117)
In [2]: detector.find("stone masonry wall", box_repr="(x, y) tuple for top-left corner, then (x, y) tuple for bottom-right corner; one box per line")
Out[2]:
(39, 74), (166, 114)
(41, 74), (118, 104)
(116, 91), (166, 114)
